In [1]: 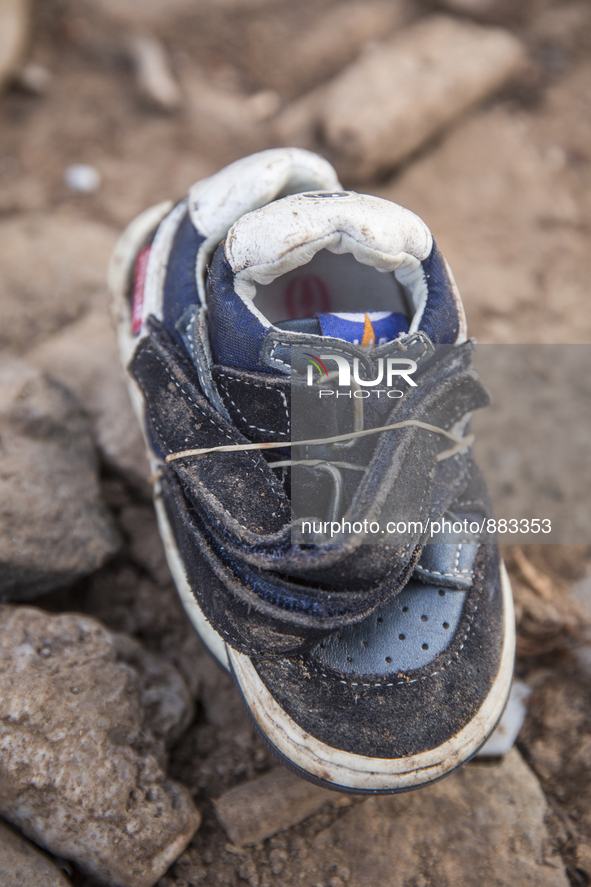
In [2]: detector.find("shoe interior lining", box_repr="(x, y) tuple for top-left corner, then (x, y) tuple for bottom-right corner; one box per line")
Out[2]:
(254, 249), (412, 325)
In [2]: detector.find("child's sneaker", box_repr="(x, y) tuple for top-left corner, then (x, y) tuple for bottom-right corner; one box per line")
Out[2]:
(109, 148), (515, 793)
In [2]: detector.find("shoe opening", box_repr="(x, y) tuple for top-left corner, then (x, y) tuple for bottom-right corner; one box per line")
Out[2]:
(253, 249), (413, 333)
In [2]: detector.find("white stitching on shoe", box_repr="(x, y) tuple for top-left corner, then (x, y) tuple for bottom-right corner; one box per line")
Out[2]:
(267, 340), (292, 372)
(147, 348), (288, 511)
(415, 567), (472, 578)
(216, 370), (290, 435)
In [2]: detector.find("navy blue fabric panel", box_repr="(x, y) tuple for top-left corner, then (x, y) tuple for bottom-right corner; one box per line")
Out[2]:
(207, 245), (270, 372)
(162, 211), (205, 341)
(419, 239), (460, 345)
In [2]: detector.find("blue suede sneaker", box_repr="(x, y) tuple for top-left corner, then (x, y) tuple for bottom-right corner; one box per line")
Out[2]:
(109, 148), (515, 793)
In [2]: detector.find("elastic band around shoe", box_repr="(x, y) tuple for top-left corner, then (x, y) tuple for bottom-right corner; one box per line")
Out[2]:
(164, 420), (475, 464)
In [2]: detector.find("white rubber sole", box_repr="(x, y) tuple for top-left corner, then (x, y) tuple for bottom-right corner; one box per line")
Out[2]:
(110, 209), (516, 794)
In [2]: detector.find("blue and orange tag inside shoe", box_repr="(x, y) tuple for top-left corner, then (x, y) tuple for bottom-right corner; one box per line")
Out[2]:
(317, 312), (409, 348)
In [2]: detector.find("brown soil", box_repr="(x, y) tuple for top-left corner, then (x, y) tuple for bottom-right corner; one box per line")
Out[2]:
(3, 0), (591, 885)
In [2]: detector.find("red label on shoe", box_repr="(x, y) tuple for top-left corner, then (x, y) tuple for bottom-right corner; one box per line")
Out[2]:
(132, 246), (151, 334)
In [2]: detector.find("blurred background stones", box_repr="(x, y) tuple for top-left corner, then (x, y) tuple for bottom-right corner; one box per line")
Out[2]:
(0, 0), (591, 884)
(286, 15), (526, 180)
(237, 0), (412, 100)
(0, 215), (117, 351)
(27, 310), (151, 492)
(0, 0), (30, 92)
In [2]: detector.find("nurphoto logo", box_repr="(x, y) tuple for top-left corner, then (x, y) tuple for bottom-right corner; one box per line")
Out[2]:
(305, 353), (418, 398)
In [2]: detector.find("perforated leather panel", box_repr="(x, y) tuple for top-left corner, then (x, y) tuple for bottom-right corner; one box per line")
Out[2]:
(312, 580), (467, 674)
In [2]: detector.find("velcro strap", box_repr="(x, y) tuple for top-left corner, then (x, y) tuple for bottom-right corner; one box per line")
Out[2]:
(160, 469), (419, 655)
(211, 365), (292, 441)
(130, 318), (291, 537)
(132, 323), (492, 653)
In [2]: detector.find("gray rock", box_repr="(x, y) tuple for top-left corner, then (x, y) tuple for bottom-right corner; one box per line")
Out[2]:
(572, 572), (591, 620)
(88, 0), (278, 27)
(519, 663), (591, 882)
(320, 15), (526, 180)
(182, 65), (279, 159)
(0, 0), (29, 92)
(273, 81), (332, 150)
(27, 310), (150, 492)
(110, 630), (195, 750)
(117, 503), (174, 586)
(277, 750), (568, 886)
(128, 33), (183, 112)
(470, 346), (591, 547)
(81, 556), (203, 700)
(0, 819), (72, 887)
(380, 70), (588, 344)
(572, 570), (591, 673)
(0, 358), (119, 600)
(0, 214), (117, 353)
(0, 605), (200, 887)
(241, 0), (411, 100)
(437, 0), (500, 14)
(13, 61), (52, 95)
(214, 766), (338, 846)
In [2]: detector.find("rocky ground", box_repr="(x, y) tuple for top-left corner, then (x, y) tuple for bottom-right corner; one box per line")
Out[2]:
(1, 0), (591, 885)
